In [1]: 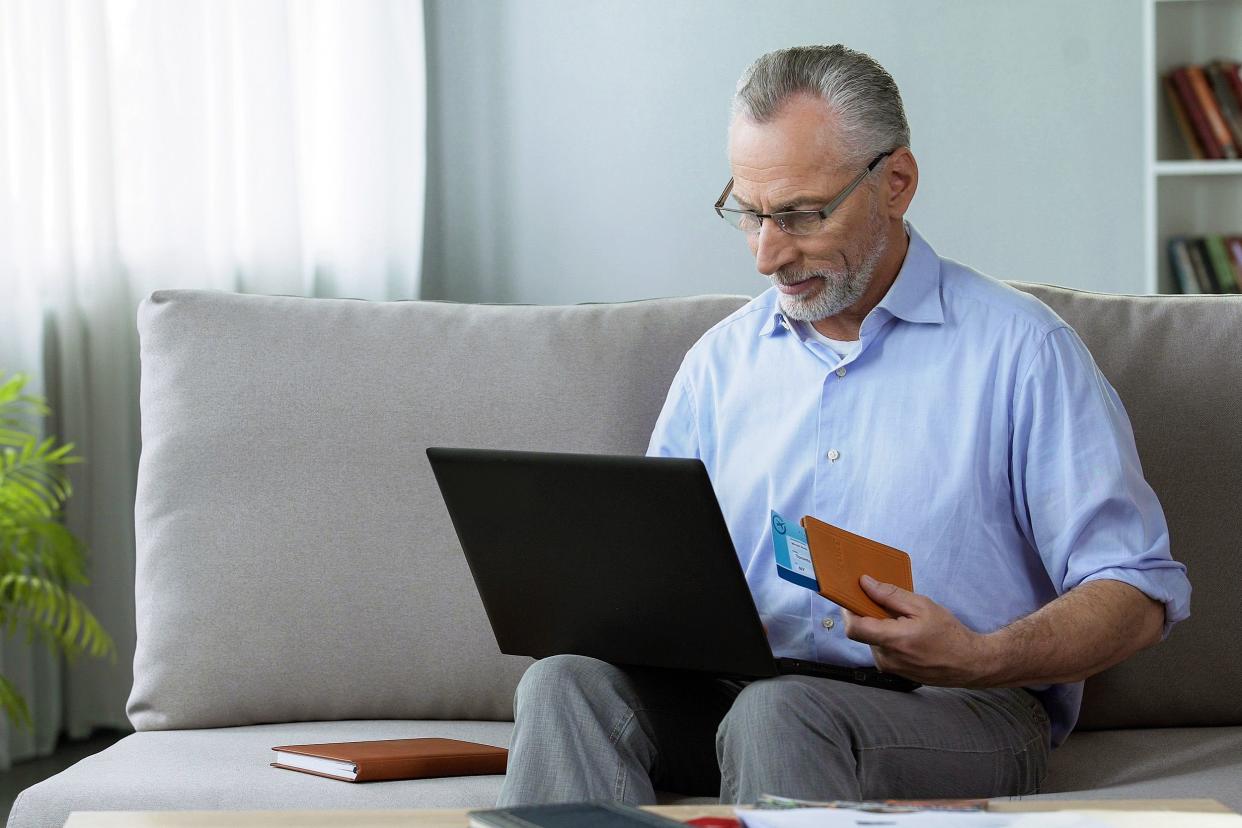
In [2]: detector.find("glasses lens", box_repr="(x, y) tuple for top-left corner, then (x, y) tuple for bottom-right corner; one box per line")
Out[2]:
(720, 209), (761, 233)
(776, 212), (824, 236)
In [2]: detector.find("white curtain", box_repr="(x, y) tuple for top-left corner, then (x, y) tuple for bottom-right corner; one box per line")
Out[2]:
(0, 0), (426, 769)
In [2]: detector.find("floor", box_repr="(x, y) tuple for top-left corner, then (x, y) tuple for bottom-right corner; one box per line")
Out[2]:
(0, 729), (127, 825)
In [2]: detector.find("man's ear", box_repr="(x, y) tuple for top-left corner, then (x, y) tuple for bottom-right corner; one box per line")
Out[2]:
(883, 147), (918, 220)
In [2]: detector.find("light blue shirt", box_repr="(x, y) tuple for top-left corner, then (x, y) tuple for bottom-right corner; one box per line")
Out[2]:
(647, 224), (1191, 747)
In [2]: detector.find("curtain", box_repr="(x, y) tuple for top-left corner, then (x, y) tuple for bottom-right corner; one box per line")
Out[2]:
(0, 0), (426, 769)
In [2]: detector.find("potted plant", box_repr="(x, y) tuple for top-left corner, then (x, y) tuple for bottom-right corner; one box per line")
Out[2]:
(0, 371), (114, 728)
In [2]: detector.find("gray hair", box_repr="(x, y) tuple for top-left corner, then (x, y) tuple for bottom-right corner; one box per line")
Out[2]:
(732, 45), (910, 165)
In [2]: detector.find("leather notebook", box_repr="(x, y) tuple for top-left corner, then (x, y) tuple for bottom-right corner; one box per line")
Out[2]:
(270, 737), (507, 783)
(800, 515), (914, 619)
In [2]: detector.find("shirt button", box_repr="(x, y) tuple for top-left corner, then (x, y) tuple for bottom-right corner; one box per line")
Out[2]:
(822, 618), (835, 630)
(827, 449), (841, 462)
(836, 367), (847, 378)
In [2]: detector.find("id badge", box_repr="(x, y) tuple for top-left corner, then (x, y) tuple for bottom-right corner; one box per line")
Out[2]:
(770, 510), (819, 592)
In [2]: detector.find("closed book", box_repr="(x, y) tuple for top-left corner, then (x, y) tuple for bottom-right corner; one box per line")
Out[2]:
(469, 802), (683, 828)
(1224, 63), (1242, 119)
(270, 737), (507, 783)
(1168, 237), (1201, 294)
(1207, 62), (1242, 148)
(1204, 235), (1240, 293)
(1188, 238), (1221, 293)
(1186, 64), (1238, 159)
(1163, 74), (1204, 159)
(1172, 67), (1224, 159)
(1227, 237), (1242, 286)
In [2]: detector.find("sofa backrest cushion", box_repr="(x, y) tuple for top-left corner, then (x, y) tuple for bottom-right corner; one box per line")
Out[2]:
(128, 291), (749, 730)
(1012, 284), (1242, 730)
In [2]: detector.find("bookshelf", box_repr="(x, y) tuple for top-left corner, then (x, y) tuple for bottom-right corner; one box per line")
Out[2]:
(1145, 0), (1242, 293)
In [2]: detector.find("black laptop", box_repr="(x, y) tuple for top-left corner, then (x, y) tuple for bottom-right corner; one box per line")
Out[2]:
(426, 447), (918, 692)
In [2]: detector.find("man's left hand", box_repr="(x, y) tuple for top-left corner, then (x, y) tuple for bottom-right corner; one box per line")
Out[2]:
(842, 575), (995, 687)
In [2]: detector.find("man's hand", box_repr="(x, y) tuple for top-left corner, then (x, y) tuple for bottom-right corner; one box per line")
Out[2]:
(842, 575), (995, 686)
(843, 575), (1167, 688)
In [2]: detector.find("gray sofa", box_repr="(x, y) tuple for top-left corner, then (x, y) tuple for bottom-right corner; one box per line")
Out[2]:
(9, 286), (1241, 827)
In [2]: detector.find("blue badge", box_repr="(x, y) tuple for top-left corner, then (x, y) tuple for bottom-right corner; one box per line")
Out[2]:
(771, 510), (819, 592)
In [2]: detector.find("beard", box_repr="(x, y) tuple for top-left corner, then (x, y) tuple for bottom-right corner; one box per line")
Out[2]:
(772, 196), (889, 323)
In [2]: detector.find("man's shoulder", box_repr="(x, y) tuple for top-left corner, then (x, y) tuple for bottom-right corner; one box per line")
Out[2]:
(681, 288), (779, 357)
(938, 256), (1069, 340)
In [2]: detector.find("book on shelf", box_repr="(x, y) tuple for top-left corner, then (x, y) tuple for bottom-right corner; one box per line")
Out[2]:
(1167, 236), (1242, 294)
(1164, 62), (1242, 160)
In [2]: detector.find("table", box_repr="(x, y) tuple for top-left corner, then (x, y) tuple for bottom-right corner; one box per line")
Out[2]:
(63, 800), (1237, 827)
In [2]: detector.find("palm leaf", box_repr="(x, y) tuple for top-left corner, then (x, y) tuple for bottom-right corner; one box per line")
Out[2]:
(0, 370), (111, 730)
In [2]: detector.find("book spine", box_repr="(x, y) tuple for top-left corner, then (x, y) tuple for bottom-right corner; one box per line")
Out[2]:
(1168, 238), (1201, 294)
(1227, 237), (1242, 289)
(1172, 67), (1224, 159)
(1163, 74), (1204, 159)
(1188, 238), (1221, 293)
(1224, 63), (1242, 120)
(1186, 65), (1238, 159)
(1207, 62), (1242, 148)
(1204, 235), (1239, 293)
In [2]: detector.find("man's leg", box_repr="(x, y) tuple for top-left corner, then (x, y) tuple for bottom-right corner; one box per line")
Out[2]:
(716, 676), (1050, 803)
(497, 654), (745, 806)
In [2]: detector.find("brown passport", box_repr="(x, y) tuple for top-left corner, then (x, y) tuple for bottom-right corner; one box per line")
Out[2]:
(800, 515), (914, 620)
(270, 737), (507, 783)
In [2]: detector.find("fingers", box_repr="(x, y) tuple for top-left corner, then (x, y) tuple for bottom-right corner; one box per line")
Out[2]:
(860, 574), (923, 616)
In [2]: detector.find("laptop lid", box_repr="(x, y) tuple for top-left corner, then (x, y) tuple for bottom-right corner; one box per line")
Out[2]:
(426, 447), (779, 678)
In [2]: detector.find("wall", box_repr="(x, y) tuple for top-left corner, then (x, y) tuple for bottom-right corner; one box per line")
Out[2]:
(422, 0), (1144, 304)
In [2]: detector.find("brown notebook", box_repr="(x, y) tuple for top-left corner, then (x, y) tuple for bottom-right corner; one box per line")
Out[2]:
(270, 737), (507, 783)
(800, 515), (914, 620)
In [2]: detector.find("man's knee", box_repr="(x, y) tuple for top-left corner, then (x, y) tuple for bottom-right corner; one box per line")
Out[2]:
(514, 654), (623, 714)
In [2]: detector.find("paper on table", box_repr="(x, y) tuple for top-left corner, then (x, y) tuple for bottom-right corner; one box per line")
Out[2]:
(736, 810), (1242, 828)
(737, 809), (1108, 828)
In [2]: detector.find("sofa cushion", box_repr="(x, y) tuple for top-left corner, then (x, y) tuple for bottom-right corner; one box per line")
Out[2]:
(1025, 725), (1242, 813)
(1011, 286), (1242, 731)
(129, 292), (750, 730)
(6, 720), (512, 828)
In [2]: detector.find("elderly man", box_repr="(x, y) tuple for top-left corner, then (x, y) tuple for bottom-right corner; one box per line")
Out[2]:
(496, 45), (1190, 806)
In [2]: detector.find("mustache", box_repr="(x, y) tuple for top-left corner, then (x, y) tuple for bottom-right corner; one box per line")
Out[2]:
(772, 270), (826, 287)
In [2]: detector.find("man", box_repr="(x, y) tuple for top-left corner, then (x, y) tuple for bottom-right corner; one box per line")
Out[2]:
(497, 45), (1190, 806)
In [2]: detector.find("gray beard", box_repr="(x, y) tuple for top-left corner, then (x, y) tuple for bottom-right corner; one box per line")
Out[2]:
(773, 208), (889, 323)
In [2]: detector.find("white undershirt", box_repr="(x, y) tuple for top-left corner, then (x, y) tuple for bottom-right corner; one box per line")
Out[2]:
(796, 320), (858, 358)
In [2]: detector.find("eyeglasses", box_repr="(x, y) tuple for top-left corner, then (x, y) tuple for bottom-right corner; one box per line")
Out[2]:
(713, 150), (893, 236)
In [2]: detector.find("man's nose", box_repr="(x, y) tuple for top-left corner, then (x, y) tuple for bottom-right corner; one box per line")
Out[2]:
(753, 219), (798, 276)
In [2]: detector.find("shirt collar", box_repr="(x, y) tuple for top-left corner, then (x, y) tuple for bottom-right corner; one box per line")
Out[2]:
(758, 221), (944, 338)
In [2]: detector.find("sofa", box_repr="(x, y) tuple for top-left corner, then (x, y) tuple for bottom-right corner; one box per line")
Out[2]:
(9, 285), (1241, 827)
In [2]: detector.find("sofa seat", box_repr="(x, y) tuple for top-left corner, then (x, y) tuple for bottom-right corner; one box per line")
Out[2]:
(1025, 726), (1242, 811)
(7, 721), (514, 828)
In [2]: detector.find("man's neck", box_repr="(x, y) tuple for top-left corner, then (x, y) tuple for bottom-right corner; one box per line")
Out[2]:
(810, 222), (911, 341)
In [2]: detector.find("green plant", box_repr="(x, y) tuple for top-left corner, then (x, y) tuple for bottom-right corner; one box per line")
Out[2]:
(0, 371), (114, 729)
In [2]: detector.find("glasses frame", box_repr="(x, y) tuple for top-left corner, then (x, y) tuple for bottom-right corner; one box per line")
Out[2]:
(713, 150), (894, 235)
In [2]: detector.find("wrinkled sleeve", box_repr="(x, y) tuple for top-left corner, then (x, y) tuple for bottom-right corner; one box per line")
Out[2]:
(1011, 326), (1191, 638)
(646, 363), (700, 459)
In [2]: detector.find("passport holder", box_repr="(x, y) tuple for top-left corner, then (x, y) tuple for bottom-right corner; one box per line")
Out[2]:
(800, 515), (914, 619)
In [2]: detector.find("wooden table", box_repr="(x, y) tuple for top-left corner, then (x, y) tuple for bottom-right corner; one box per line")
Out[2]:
(63, 800), (1236, 827)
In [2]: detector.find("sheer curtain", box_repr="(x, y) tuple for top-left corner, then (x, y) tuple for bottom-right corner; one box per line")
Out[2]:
(0, 0), (425, 768)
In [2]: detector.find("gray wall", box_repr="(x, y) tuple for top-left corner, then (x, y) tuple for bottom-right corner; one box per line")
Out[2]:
(423, 0), (1143, 304)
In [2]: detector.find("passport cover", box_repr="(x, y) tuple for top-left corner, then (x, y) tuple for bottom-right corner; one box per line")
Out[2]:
(270, 737), (507, 783)
(800, 515), (913, 619)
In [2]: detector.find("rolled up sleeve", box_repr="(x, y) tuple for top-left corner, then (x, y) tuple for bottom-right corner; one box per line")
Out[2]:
(1011, 326), (1191, 638)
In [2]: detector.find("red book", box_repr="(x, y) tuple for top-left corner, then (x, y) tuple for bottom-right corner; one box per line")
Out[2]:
(1163, 74), (1204, 158)
(1186, 64), (1238, 158)
(1224, 62), (1242, 113)
(1172, 67), (1224, 159)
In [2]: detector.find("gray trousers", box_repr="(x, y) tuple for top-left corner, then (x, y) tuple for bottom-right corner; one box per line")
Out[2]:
(496, 654), (1050, 806)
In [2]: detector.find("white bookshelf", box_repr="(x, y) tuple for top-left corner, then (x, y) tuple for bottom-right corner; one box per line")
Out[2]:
(1144, 0), (1242, 293)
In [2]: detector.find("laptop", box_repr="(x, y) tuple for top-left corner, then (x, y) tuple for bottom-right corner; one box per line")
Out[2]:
(426, 447), (918, 692)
